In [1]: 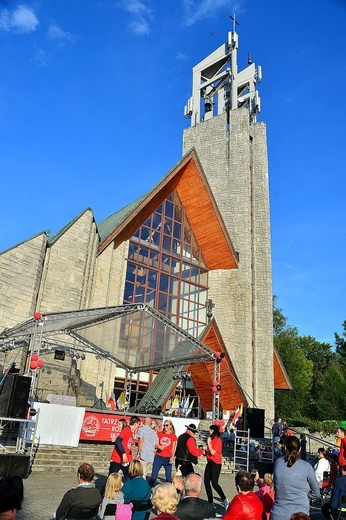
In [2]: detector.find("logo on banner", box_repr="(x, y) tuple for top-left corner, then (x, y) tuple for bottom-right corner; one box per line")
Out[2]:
(82, 414), (101, 438)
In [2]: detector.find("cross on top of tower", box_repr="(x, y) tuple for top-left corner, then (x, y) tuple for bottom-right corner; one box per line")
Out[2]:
(229, 14), (239, 32)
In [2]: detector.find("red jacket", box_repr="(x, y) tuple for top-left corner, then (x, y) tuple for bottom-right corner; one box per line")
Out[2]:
(338, 437), (346, 466)
(223, 492), (263, 520)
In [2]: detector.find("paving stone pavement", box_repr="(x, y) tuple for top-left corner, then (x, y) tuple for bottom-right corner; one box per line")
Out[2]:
(16, 468), (325, 520)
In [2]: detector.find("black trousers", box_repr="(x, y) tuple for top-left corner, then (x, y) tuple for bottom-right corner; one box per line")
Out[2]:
(204, 460), (226, 503)
(175, 458), (194, 477)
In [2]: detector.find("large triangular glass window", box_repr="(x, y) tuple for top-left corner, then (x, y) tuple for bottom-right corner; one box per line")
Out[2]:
(123, 191), (208, 338)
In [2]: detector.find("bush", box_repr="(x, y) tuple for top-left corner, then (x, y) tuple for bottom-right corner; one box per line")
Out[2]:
(287, 416), (339, 437)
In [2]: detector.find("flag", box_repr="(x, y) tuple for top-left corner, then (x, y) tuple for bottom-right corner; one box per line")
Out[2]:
(107, 390), (116, 410)
(117, 392), (126, 410)
(231, 404), (243, 425)
(172, 396), (179, 409)
(185, 397), (195, 417)
(169, 396), (179, 414)
(183, 395), (190, 416)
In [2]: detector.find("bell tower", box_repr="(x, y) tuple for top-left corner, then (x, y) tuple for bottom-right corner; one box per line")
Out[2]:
(183, 24), (274, 419)
(184, 19), (262, 126)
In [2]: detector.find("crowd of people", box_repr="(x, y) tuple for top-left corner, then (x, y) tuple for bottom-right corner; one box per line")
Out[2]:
(2, 417), (346, 520)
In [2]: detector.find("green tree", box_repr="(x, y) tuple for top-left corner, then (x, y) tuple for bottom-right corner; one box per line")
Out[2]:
(275, 332), (313, 418)
(273, 296), (288, 336)
(296, 335), (334, 419)
(316, 361), (346, 420)
(335, 320), (346, 364)
(273, 298), (313, 418)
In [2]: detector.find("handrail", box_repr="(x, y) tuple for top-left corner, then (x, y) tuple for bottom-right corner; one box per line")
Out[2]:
(264, 425), (337, 452)
(290, 428), (337, 452)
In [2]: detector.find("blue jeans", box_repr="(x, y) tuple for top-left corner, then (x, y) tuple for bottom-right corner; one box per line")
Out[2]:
(149, 454), (172, 487)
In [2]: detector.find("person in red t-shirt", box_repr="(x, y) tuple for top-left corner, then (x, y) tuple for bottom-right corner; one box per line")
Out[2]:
(337, 427), (346, 469)
(204, 424), (229, 511)
(109, 416), (141, 481)
(224, 471), (263, 520)
(149, 419), (177, 487)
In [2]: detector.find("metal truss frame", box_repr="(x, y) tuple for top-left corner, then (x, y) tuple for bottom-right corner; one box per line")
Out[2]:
(0, 304), (220, 419)
(212, 358), (221, 421)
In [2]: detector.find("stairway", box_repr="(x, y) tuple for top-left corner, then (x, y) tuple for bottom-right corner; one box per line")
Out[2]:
(27, 427), (234, 474)
(30, 443), (112, 474)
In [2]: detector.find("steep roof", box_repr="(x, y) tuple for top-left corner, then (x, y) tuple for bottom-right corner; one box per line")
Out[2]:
(188, 319), (248, 410)
(0, 231), (47, 256)
(273, 345), (293, 390)
(48, 208), (94, 246)
(97, 195), (146, 243)
(97, 149), (238, 270)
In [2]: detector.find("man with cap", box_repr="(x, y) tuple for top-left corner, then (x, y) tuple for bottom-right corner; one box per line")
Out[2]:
(175, 423), (204, 477)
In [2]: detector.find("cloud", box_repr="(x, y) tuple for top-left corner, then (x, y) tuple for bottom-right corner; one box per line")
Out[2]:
(48, 23), (75, 45)
(129, 19), (150, 36)
(182, 0), (243, 26)
(176, 52), (188, 61)
(33, 47), (48, 67)
(122, 0), (152, 35)
(0, 4), (39, 33)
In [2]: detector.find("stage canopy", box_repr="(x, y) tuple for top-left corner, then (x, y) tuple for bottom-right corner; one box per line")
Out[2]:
(0, 304), (215, 371)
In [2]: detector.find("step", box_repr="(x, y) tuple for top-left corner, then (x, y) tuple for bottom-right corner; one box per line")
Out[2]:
(1, 429), (236, 474)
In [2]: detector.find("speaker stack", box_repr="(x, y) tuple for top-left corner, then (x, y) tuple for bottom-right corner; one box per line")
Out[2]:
(0, 374), (32, 478)
(0, 453), (31, 478)
(242, 407), (265, 439)
(0, 374), (31, 419)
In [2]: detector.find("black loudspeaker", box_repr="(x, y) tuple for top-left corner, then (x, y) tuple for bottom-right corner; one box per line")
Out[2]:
(243, 407), (265, 438)
(54, 349), (65, 361)
(0, 375), (16, 417)
(0, 374), (31, 419)
(0, 454), (31, 478)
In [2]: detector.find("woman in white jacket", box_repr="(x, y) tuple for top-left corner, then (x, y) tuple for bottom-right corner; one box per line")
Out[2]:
(314, 448), (330, 488)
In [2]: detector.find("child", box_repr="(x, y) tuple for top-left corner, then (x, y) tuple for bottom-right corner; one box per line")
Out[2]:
(172, 474), (184, 496)
(99, 472), (124, 520)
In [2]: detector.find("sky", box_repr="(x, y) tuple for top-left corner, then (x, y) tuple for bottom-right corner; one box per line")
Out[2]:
(0, 0), (345, 345)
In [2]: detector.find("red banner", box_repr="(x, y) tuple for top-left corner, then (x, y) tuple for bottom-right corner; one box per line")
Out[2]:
(79, 412), (162, 442)
(80, 412), (129, 442)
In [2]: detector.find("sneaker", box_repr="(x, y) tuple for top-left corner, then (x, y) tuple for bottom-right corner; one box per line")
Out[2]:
(223, 499), (229, 510)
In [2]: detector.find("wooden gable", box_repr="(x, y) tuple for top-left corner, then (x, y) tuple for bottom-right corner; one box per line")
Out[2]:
(187, 320), (247, 411)
(98, 150), (238, 270)
(274, 345), (292, 390)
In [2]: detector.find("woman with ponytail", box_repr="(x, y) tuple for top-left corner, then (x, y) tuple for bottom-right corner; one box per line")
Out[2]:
(270, 435), (319, 520)
(203, 424), (229, 510)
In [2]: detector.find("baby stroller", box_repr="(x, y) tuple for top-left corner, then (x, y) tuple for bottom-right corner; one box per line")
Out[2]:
(321, 471), (334, 502)
(310, 471), (333, 506)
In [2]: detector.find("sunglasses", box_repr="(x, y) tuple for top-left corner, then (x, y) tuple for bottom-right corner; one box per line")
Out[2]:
(164, 423), (171, 427)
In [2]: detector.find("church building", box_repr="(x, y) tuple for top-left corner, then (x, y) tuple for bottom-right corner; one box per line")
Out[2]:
(0, 28), (290, 421)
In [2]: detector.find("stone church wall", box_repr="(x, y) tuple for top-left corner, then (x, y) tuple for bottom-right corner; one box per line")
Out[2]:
(0, 233), (47, 331)
(33, 210), (101, 405)
(37, 209), (97, 313)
